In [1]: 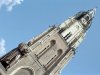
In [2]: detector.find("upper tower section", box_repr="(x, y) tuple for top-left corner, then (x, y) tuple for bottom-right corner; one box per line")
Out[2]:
(75, 8), (96, 30)
(58, 8), (96, 48)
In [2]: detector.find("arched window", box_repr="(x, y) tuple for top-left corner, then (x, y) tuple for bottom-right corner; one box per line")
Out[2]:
(14, 68), (34, 75)
(57, 49), (63, 56)
(50, 40), (56, 46)
(10, 67), (34, 75)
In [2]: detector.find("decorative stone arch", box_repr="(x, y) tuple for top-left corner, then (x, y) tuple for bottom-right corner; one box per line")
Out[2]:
(10, 66), (34, 75)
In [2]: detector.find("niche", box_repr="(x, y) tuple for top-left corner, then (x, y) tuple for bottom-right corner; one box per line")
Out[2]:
(57, 49), (63, 56)
(50, 40), (56, 47)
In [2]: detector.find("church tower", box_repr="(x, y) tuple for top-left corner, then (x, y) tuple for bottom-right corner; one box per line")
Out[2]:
(0, 8), (96, 75)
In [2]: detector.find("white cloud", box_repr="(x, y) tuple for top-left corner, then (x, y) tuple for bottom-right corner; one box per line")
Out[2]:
(0, 39), (6, 57)
(0, 0), (24, 11)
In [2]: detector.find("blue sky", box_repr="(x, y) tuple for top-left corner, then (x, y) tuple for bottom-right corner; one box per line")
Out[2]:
(0, 0), (100, 75)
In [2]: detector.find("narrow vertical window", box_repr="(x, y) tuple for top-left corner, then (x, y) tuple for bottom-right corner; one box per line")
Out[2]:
(64, 32), (72, 40)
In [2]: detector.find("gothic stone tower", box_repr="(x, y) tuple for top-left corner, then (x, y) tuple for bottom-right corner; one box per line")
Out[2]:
(0, 8), (96, 75)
